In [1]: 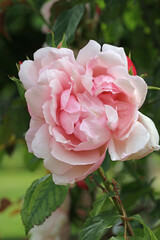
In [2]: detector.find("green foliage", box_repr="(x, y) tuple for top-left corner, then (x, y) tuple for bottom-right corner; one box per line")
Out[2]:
(90, 193), (114, 217)
(21, 174), (69, 235)
(101, 153), (111, 172)
(9, 76), (25, 101)
(46, 31), (56, 47)
(24, 152), (42, 172)
(130, 215), (158, 240)
(52, 4), (84, 45)
(79, 211), (119, 240)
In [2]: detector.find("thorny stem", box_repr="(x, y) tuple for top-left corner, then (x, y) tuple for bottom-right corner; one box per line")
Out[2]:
(97, 167), (134, 238)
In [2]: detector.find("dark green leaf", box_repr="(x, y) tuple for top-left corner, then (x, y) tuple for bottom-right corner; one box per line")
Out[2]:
(110, 237), (126, 240)
(60, 34), (68, 48)
(46, 31), (56, 47)
(24, 151), (42, 171)
(110, 237), (144, 240)
(90, 193), (115, 217)
(131, 214), (158, 240)
(53, 4), (84, 45)
(21, 174), (69, 235)
(79, 211), (119, 240)
(9, 76), (25, 101)
(101, 153), (111, 172)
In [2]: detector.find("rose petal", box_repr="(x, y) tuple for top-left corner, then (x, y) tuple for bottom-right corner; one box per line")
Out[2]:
(77, 40), (101, 66)
(138, 112), (160, 152)
(31, 124), (72, 175)
(50, 139), (101, 165)
(105, 105), (118, 131)
(19, 60), (38, 90)
(102, 44), (127, 68)
(25, 118), (44, 152)
(25, 85), (50, 118)
(108, 121), (150, 161)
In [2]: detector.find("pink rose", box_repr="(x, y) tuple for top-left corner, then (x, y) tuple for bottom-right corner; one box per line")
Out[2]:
(30, 195), (70, 240)
(19, 40), (159, 185)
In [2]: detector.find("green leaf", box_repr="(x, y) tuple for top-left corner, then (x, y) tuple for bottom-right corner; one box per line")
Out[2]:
(53, 4), (84, 45)
(79, 211), (119, 240)
(131, 214), (158, 240)
(110, 237), (144, 240)
(46, 31), (56, 47)
(101, 153), (111, 172)
(110, 237), (126, 240)
(90, 193), (115, 217)
(21, 174), (69, 235)
(24, 152), (42, 171)
(9, 76), (25, 101)
(59, 34), (68, 48)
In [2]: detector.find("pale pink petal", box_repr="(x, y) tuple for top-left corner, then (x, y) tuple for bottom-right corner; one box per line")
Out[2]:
(77, 40), (101, 66)
(64, 95), (81, 113)
(60, 88), (71, 110)
(49, 70), (69, 91)
(50, 139), (101, 165)
(60, 111), (74, 135)
(105, 105), (118, 131)
(25, 118), (44, 152)
(25, 85), (50, 118)
(34, 47), (75, 68)
(107, 66), (129, 79)
(79, 116), (110, 143)
(113, 78), (135, 99)
(52, 165), (92, 185)
(37, 70), (48, 84)
(102, 44), (127, 68)
(71, 68), (84, 93)
(97, 51), (126, 68)
(42, 100), (55, 126)
(52, 148), (106, 185)
(108, 121), (150, 161)
(50, 126), (80, 150)
(50, 96), (60, 125)
(129, 75), (147, 108)
(53, 57), (76, 77)
(31, 124), (72, 175)
(138, 112), (160, 152)
(19, 60), (38, 90)
(81, 75), (93, 94)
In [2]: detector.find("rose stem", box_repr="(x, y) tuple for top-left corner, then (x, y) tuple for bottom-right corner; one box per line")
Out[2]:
(97, 167), (134, 238)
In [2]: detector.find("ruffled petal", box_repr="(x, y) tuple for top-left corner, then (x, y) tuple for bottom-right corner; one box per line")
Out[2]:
(108, 121), (150, 161)
(25, 118), (44, 152)
(25, 85), (50, 118)
(19, 60), (38, 90)
(102, 44), (127, 68)
(31, 124), (72, 175)
(50, 138), (101, 165)
(138, 112), (160, 152)
(77, 40), (101, 66)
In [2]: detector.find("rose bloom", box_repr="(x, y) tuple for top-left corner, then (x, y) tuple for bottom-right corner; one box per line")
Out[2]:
(29, 195), (70, 240)
(19, 40), (159, 184)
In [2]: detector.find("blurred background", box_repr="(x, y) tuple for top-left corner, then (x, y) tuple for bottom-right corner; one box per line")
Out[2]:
(0, 0), (160, 239)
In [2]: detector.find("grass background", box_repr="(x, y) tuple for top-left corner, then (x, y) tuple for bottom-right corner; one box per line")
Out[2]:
(0, 143), (45, 239)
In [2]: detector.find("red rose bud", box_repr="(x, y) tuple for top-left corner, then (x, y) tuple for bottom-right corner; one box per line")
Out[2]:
(18, 61), (22, 65)
(57, 42), (62, 49)
(127, 56), (137, 76)
(76, 180), (88, 190)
